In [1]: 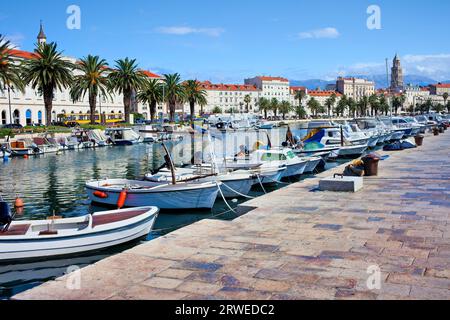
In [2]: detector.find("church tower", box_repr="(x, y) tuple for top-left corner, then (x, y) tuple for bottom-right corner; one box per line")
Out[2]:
(37, 21), (47, 45)
(390, 54), (404, 92)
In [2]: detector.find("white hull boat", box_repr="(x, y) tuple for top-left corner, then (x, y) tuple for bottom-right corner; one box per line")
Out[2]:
(145, 169), (255, 199)
(303, 157), (322, 173)
(0, 207), (158, 262)
(250, 166), (286, 185)
(86, 179), (220, 209)
(330, 144), (368, 158)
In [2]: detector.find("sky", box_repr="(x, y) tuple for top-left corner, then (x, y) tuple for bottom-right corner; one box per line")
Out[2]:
(1, 0), (450, 83)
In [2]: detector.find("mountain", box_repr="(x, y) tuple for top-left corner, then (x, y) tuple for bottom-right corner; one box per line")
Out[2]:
(291, 75), (438, 90)
(290, 79), (335, 90)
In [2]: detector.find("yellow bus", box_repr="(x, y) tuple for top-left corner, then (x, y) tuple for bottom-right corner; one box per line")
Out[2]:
(57, 112), (125, 125)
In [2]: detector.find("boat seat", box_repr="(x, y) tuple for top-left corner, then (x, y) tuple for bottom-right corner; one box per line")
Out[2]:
(92, 209), (148, 228)
(0, 224), (31, 236)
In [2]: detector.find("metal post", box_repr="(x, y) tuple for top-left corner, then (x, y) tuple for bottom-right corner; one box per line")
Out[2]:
(7, 86), (12, 125)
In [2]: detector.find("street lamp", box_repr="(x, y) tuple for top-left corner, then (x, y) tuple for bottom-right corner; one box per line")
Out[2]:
(3, 85), (14, 125)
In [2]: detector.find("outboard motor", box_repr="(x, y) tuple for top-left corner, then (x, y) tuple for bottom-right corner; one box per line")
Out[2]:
(0, 196), (12, 230)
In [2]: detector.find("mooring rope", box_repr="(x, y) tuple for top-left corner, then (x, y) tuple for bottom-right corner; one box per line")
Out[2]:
(255, 174), (267, 194)
(220, 183), (256, 199)
(216, 182), (237, 214)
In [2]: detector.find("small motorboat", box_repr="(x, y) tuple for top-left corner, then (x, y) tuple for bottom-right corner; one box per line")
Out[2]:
(0, 198), (159, 262)
(86, 179), (220, 209)
(302, 156), (323, 173)
(105, 128), (142, 146)
(145, 168), (256, 199)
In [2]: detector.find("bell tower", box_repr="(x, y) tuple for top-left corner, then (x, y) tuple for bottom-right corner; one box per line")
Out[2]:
(37, 21), (47, 45)
(390, 54), (404, 92)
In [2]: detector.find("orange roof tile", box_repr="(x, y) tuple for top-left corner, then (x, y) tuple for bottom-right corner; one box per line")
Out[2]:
(200, 81), (259, 92)
(257, 76), (289, 82)
(308, 90), (341, 97)
(7, 49), (38, 60)
(434, 83), (450, 88)
(141, 70), (161, 79)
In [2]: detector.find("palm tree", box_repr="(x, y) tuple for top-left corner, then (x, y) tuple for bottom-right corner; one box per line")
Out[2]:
(295, 105), (307, 119)
(358, 96), (369, 117)
(22, 42), (74, 126)
(183, 80), (207, 127)
(212, 106), (222, 114)
(278, 101), (292, 120)
(108, 58), (146, 124)
(294, 89), (307, 109)
(270, 98), (279, 118)
(244, 94), (252, 113)
(368, 94), (379, 116)
(443, 92), (448, 108)
(324, 93), (337, 118)
(137, 78), (163, 123)
(307, 97), (322, 118)
(163, 73), (185, 123)
(335, 95), (348, 117)
(378, 95), (389, 116)
(70, 55), (110, 125)
(257, 97), (270, 119)
(0, 35), (24, 95)
(347, 98), (357, 118)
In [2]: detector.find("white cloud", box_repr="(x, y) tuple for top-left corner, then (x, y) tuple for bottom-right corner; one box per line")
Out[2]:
(155, 26), (225, 37)
(298, 27), (340, 39)
(1, 33), (25, 48)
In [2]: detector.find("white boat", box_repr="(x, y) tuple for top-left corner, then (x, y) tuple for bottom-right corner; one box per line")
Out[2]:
(302, 156), (322, 173)
(105, 128), (142, 146)
(32, 137), (59, 154)
(145, 168), (256, 199)
(87, 129), (112, 147)
(330, 144), (368, 158)
(0, 207), (158, 262)
(86, 179), (220, 209)
(234, 149), (307, 179)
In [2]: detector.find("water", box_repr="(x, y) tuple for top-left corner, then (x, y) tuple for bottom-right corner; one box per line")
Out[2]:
(0, 126), (344, 299)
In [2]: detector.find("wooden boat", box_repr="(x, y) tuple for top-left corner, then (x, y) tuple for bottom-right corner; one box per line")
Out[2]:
(86, 179), (220, 209)
(0, 207), (158, 262)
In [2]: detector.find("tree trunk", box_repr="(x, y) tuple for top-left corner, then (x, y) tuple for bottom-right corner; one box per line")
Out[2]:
(123, 90), (132, 124)
(169, 101), (175, 123)
(44, 87), (53, 127)
(264, 110), (267, 119)
(150, 101), (157, 123)
(89, 92), (97, 125)
(190, 100), (195, 128)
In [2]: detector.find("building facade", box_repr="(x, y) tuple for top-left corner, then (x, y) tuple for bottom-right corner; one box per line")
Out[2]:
(0, 25), (161, 126)
(430, 83), (450, 96)
(336, 77), (375, 101)
(244, 76), (290, 102)
(391, 54), (404, 92)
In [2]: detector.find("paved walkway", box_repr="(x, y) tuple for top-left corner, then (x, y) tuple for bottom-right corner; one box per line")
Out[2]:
(14, 132), (450, 300)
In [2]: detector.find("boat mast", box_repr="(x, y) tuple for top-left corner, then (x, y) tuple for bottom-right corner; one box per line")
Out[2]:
(161, 143), (177, 185)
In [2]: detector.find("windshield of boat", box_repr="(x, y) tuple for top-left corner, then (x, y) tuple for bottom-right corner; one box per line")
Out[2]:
(356, 120), (377, 129)
(260, 153), (287, 162)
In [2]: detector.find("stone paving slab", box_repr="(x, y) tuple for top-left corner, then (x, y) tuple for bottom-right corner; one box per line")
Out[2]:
(14, 132), (450, 300)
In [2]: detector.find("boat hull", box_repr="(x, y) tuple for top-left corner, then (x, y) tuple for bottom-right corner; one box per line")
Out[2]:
(0, 208), (158, 262)
(283, 161), (308, 178)
(219, 178), (255, 198)
(331, 145), (368, 158)
(303, 158), (322, 173)
(87, 182), (219, 210)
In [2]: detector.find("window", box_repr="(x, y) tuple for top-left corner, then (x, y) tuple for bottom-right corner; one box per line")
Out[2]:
(1, 110), (6, 124)
(13, 109), (20, 125)
(38, 111), (43, 125)
(26, 109), (32, 126)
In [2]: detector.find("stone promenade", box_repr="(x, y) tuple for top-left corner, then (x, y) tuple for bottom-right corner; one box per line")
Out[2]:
(14, 132), (450, 300)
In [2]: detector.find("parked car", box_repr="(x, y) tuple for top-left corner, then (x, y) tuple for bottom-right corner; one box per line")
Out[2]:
(1, 124), (23, 129)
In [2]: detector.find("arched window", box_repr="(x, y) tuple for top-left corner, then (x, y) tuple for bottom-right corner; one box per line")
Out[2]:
(1, 110), (6, 125)
(38, 111), (43, 125)
(26, 109), (32, 126)
(13, 109), (20, 125)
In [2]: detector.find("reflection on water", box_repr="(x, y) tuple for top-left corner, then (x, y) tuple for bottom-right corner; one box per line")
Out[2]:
(0, 126), (343, 299)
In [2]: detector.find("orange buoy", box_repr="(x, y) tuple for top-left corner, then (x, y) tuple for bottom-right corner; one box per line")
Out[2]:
(117, 189), (128, 209)
(23, 155), (29, 159)
(93, 191), (109, 199)
(14, 196), (24, 208)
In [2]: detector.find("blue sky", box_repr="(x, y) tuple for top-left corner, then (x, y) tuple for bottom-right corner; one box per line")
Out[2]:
(1, 0), (450, 83)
